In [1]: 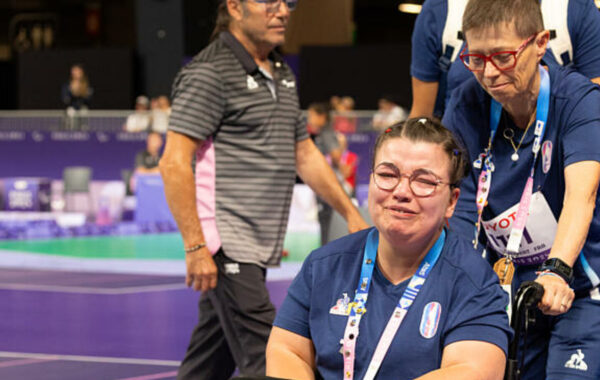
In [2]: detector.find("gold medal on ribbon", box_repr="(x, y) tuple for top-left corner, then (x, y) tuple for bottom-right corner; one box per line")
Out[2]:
(493, 257), (515, 285)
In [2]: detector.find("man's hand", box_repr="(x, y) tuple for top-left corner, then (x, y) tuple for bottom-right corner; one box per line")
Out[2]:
(535, 273), (575, 316)
(185, 248), (218, 292)
(346, 211), (370, 234)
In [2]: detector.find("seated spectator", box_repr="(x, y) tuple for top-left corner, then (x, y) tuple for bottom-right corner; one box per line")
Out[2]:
(151, 95), (171, 133)
(372, 96), (408, 131)
(130, 132), (163, 192)
(134, 132), (163, 174)
(266, 118), (511, 380)
(332, 96), (357, 133)
(124, 95), (152, 132)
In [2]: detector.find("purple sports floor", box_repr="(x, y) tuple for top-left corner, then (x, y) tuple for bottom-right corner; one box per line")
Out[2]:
(0, 268), (292, 380)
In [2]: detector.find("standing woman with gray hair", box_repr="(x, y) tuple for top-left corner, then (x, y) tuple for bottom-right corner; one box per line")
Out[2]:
(443, 0), (600, 378)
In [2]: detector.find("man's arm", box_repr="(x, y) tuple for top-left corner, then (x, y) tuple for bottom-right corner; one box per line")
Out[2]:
(409, 77), (439, 118)
(295, 138), (368, 234)
(536, 160), (600, 315)
(266, 327), (316, 380)
(592, 77), (600, 86)
(416, 340), (505, 380)
(159, 130), (217, 292)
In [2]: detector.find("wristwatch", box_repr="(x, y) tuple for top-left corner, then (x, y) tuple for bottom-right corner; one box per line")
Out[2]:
(539, 258), (574, 283)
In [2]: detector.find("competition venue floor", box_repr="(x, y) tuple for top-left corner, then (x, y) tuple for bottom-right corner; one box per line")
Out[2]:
(0, 232), (311, 380)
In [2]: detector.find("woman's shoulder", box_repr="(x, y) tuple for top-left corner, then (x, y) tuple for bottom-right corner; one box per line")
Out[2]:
(439, 231), (500, 290)
(307, 228), (372, 264)
(549, 64), (599, 100)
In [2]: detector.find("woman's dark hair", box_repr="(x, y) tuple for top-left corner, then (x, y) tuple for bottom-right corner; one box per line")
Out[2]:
(307, 102), (331, 122)
(210, 1), (232, 42)
(371, 117), (469, 187)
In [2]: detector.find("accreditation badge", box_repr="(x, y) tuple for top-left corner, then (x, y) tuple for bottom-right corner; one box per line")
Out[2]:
(481, 192), (557, 265)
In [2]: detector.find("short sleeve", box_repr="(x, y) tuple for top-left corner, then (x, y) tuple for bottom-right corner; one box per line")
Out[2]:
(168, 63), (225, 141)
(410, 0), (445, 82)
(569, 0), (600, 80)
(273, 255), (314, 339)
(560, 82), (600, 167)
(295, 110), (310, 143)
(443, 274), (512, 356)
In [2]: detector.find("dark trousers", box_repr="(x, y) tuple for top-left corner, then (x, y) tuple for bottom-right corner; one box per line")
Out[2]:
(177, 249), (276, 380)
(317, 198), (333, 246)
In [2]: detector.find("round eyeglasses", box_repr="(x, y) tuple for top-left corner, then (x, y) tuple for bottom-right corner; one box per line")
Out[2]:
(372, 163), (453, 197)
(459, 34), (537, 72)
(251, 0), (297, 13)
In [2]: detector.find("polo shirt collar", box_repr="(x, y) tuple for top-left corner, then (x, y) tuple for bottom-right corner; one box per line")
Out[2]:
(219, 31), (284, 75)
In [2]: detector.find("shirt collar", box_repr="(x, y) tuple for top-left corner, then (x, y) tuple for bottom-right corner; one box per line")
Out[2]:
(219, 31), (284, 75)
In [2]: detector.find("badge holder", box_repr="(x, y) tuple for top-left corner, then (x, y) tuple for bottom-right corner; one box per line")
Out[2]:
(493, 254), (514, 320)
(493, 256), (515, 285)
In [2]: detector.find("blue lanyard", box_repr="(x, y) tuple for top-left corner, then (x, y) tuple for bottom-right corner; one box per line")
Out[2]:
(342, 228), (445, 380)
(473, 65), (551, 253)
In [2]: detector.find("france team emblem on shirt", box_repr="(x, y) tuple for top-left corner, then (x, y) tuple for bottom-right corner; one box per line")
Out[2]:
(419, 302), (442, 339)
(330, 293), (352, 316)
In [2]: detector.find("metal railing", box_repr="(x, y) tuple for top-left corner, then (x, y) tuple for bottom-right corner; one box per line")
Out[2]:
(0, 110), (403, 133)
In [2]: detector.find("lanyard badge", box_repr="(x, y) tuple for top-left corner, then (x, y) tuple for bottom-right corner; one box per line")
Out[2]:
(341, 229), (445, 380)
(473, 66), (550, 262)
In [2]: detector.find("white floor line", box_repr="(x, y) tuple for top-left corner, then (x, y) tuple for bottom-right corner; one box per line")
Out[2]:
(0, 351), (180, 367)
(0, 282), (187, 295)
(0, 251), (186, 275)
(0, 250), (302, 280)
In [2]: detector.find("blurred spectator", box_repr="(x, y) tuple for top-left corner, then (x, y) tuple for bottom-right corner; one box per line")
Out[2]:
(307, 102), (342, 245)
(329, 95), (341, 110)
(62, 64), (93, 130)
(13, 27), (31, 53)
(372, 96), (408, 131)
(61, 64), (93, 111)
(151, 95), (171, 133)
(31, 24), (43, 50)
(124, 95), (151, 132)
(332, 95), (357, 133)
(43, 24), (54, 48)
(130, 132), (163, 192)
(335, 132), (358, 197)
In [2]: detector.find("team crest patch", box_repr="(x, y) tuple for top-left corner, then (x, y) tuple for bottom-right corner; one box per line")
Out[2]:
(542, 140), (553, 174)
(419, 302), (442, 339)
(329, 293), (352, 316)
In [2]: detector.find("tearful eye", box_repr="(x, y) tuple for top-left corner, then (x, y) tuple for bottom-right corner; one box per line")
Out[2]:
(376, 172), (397, 178)
(412, 176), (438, 186)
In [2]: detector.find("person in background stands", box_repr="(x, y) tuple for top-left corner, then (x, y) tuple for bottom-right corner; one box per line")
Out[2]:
(151, 95), (171, 133)
(62, 63), (93, 130)
(124, 95), (151, 133)
(307, 102), (342, 246)
(335, 132), (358, 197)
(372, 96), (408, 131)
(129, 132), (163, 193)
(62, 63), (93, 111)
(332, 95), (357, 133)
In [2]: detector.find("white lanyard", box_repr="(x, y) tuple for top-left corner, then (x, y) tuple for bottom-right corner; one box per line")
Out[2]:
(341, 228), (445, 380)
